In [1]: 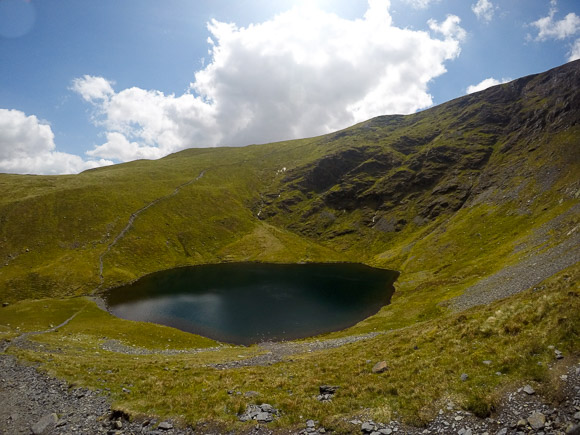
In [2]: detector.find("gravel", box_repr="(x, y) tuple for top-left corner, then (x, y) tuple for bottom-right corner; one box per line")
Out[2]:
(0, 354), (191, 435)
(452, 204), (580, 311)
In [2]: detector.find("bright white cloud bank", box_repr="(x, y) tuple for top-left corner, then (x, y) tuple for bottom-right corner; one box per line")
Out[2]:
(472, 0), (495, 23)
(0, 109), (112, 175)
(74, 0), (465, 163)
(466, 77), (510, 94)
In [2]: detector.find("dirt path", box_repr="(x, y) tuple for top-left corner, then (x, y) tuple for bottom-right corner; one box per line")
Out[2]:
(97, 332), (384, 369)
(0, 309), (86, 354)
(96, 170), (206, 292)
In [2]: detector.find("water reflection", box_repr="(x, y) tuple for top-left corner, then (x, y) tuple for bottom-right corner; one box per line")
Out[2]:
(104, 263), (398, 345)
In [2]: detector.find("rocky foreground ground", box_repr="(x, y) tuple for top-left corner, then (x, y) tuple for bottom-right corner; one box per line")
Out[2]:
(0, 349), (579, 435)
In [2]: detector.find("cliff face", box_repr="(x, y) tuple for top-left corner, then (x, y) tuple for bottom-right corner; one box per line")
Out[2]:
(259, 60), (580, 240)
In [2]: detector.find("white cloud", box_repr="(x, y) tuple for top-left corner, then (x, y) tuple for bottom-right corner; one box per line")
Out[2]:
(466, 77), (511, 94)
(472, 0), (495, 23)
(0, 109), (112, 175)
(74, 0), (465, 163)
(400, 0), (440, 9)
(569, 38), (580, 61)
(428, 15), (467, 41)
(70, 75), (115, 103)
(531, 2), (580, 41)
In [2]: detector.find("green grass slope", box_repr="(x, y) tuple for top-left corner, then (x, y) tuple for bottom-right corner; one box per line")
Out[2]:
(0, 61), (579, 430)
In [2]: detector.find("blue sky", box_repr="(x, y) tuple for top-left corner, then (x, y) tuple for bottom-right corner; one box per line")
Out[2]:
(1, 0), (579, 174)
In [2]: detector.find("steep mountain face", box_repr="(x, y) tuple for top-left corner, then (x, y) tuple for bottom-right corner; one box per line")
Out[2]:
(0, 60), (578, 313)
(259, 60), (580, 241)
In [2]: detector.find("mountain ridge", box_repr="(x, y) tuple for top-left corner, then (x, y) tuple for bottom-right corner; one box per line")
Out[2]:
(0, 61), (578, 310)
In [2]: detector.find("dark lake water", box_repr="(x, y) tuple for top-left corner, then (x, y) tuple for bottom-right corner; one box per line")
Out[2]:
(103, 263), (398, 345)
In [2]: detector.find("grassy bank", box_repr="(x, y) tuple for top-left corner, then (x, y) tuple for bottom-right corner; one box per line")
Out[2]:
(2, 263), (577, 431)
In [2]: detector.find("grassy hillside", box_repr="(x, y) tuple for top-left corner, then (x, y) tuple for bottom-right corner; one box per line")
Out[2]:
(0, 61), (579, 430)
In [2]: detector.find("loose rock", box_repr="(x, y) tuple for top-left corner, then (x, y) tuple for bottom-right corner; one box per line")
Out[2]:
(31, 413), (58, 435)
(238, 403), (279, 423)
(319, 385), (339, 395)
(361, 421), (375, 432)
(372, 361), (388, 374)
(317, 385), (339, 402)
(527, 412), (546, 430)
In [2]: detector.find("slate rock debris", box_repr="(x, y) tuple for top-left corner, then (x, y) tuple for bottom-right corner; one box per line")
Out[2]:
(317, 385), (339, 402)
(238, 403), (279, 423)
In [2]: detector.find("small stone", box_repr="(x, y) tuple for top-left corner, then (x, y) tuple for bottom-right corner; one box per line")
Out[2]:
(496, 428), (508, 435)
(319, 429), (326, 433)
(361, 422), (375, 432)
(2, 302), (8, 307)
(158, 421), (173, 430)
(244, 391), (259, 397)
(527, 412), (546, 430)
(496, 372), (502, 376)
(523, 385), (535, 395)
(32, 413), (58, 435)
(306, 419), (316, 428)
(379, 429), (392, 435)
(55, 419), (66, 428)
(349, 420), (362, 425)
(460, 373), (469, 382)
(319, 385), (339, 395)
(455, 416), (464, 421)
(114, 420), (122, 429)
(122, 387), (130, 393)
(565, 423), (580, 434)
(372, 361), (388, 374)
(516, 418), (527, 428)
(260, 404), (273, 413)
(574, 411), (580, 420)
(255, 412), (273, 423)
(370, 432), (382, 435)
(483, 360), (492, 365)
